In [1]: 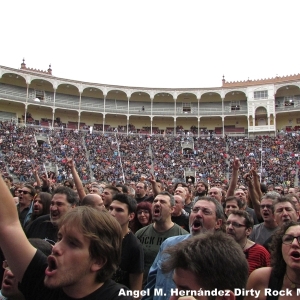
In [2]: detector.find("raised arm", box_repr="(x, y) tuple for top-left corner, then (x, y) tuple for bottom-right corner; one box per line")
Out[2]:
(251, 165), (262, 200)
(32, 166), (41, 187)
(40, 173), (52, 193)
(67, 157), (86, 201)
(0, 176), (36, 282)
(148, 173), (161, 197)
(226, 156), (241, 197)
(249, 168), (263, 219)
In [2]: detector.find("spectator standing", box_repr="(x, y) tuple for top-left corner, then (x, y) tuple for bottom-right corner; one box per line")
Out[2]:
(0, 175), (132, 300)
(130, 202), (152, 234)
(135, 192), (188, 286)
(171, 195), (189, 232)
(249, 193), (278, 245)
(109, 194), (144, 295)
(25, 186), (78, 242)
(142, 196), (225, 300)
(226, 210), (270, 275)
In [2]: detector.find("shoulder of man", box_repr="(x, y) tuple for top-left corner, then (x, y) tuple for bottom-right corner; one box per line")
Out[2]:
(161, 234), (191, 250)
(30, 214), (51, 225)
(251, 223), (261, 233)
(25, 214), (52, 235)
(135, 224), (153, 238)
(172, 223), (189, 234)
(252, 243), (271, 256)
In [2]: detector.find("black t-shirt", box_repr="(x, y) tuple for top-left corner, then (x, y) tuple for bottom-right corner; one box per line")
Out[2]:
(25, 214), (58, 242)
(112, 231), (144, 288)
(171, 214), (190, 232)
(184, 202), (193, 215)
(19, 250), (133, 300)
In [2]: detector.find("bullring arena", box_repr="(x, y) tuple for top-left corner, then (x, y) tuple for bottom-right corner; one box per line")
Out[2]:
(0, 60), (299, 187)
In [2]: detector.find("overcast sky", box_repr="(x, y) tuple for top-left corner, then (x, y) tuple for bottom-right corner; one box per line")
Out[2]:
(1, 0), (299, 88)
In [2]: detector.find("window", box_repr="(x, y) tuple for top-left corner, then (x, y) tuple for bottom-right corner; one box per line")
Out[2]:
(231, 101), (240, 111)
(35, 90), (45, 101)
(254, 90), (268, 99)
(284, 96), (294, 106)
(182, 103), (191, 113)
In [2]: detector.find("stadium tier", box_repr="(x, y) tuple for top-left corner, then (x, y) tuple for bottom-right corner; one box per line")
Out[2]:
(0, 62), (300, 136)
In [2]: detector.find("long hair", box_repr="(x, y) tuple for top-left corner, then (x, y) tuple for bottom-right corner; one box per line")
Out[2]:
(269, 221), (300, 277)
(31, 192), (52, 221)
(130, 201), (152, 233)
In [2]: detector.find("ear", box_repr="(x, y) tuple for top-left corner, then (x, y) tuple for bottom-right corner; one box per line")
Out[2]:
(246, 227), (252, 237)
(170, 205), (175, 214)
(128, 212), (135, 222)
(91, 257), (106, 273)
(214, 218), (223, 230)
(216, 290), (235, 300)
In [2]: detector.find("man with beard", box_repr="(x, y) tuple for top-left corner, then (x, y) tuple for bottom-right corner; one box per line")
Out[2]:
(234, 188), (259, 224)
(249, 193), (278, 245)
(142, 196), (225, 300)
(192, 180), (208, 204)
(25, 186), (78, 242)
(135, 192), (188, 286)
(25, 192), (52, 228)
(226, 210), (270, 275)
(0, 176), (132, 300)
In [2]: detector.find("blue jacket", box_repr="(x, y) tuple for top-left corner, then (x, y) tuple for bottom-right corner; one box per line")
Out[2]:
(23, 201), (34, 228)
(142, 234), (191, 300)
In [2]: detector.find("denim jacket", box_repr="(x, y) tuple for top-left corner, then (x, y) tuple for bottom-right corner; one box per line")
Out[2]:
(142, 234), (191, 300)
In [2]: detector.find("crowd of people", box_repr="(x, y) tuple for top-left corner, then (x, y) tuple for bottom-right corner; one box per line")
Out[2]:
(0, 119), (299, 300)
(0, 121), (299, 189)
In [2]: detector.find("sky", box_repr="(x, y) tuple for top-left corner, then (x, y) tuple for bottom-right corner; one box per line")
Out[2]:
(1, 0), (299, 89)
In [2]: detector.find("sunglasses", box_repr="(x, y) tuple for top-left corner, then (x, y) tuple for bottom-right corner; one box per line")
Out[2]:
(260, 204), (272, 209)
(18, 190), (31, 195)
